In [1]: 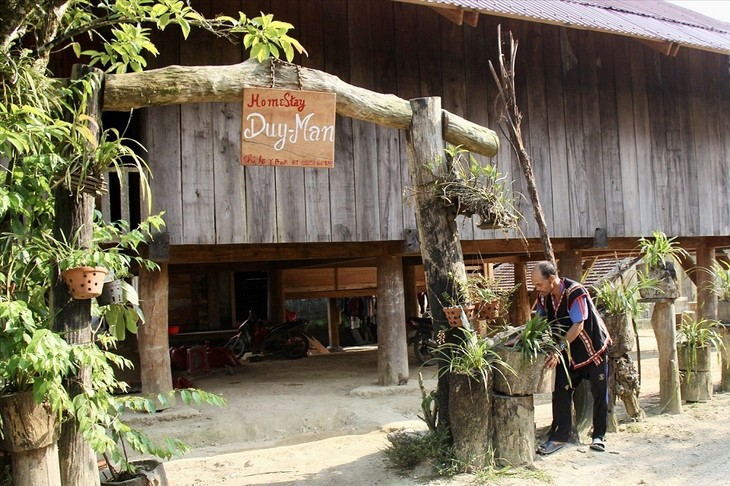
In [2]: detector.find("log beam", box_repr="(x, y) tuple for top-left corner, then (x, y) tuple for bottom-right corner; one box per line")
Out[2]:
(103, 58), (499, 157)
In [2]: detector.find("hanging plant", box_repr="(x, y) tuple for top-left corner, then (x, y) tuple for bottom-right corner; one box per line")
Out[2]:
(432, 145), (523, 233)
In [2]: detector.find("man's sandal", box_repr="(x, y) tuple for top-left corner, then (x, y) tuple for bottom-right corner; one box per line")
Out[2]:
(537, 440), (565, 455)
(590, 437), (605, 452)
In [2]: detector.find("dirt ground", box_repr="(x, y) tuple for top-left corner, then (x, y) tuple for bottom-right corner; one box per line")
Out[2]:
(126, 327), (730, 485)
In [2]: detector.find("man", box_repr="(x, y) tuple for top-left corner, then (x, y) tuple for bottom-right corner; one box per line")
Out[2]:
(531, 260), (611, 454)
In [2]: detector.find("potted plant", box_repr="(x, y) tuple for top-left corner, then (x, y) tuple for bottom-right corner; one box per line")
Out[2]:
(432, 144), (523, 233)
(676, 316), (724, 402)
(436, 328), (503, 469)
(493, 315), (561, 396)
(636, 230), (688, 300)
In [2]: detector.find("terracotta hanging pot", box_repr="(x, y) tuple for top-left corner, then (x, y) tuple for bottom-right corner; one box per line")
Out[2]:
(62, 266), (108, 299)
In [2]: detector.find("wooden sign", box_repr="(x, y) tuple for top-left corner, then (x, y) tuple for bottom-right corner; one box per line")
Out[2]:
(241, 88), (336, 168)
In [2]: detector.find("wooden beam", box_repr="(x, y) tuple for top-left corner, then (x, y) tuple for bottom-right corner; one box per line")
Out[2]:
(103, 58), (499, 157)
(431, 5), (464, 25)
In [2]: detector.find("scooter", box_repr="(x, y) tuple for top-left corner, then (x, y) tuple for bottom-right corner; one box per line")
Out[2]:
(225, 311), (311, 360)
(406, 316), (438, 366)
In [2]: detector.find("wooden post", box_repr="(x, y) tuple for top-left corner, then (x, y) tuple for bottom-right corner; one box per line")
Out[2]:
(405, 97), (467, 428)
(138, 263), (173, 402)
(376, 254), (409, 386)
(267, 269), (286, 324)
(651, 300), (682, 413)
(696, 242), (717, 320)
(327, 298), (343, 352)
(403, 263), (420, 317)
(51, 64), (103, 486)
(511, 260), (531, 326)
(721, 325), (730, 392)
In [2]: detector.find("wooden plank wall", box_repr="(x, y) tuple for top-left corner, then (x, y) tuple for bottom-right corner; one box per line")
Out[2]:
(141, 0), (730, 247)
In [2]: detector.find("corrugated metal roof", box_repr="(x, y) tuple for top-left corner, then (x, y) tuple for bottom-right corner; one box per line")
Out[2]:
(400, 0), (730, 55)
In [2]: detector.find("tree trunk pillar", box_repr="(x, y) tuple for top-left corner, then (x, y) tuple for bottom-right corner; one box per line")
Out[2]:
(327, 298), (343, 352)
(138, 263), (173, 401)
(405, 97), (466, 428)
(377, 254), (409, 386)
(651, 300), (682, 413)
(51, 64), (103, 486)
(267, 269), (286, 324)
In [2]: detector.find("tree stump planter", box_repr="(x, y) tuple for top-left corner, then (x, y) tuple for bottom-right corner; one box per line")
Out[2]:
(493, 347), (554, 396)
(604, 313), (635, 358)
(638, 266), (679, 300)
(678, 344), (713, 402)
(0, 391), (61, 486)
(448, 371), (491, 470)
(492, 392), (535, 467)
(99, 459), (168, 486)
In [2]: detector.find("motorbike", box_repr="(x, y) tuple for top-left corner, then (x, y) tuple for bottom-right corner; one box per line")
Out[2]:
(406, 315), (438, 366)
(225, 311), (311, 360)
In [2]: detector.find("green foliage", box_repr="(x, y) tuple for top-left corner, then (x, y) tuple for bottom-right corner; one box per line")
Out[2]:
(0, 1), (293, 477)
(101, 388), (227, 480)
(676, 316), (725, 377)
(637, 230), (689, 269)
(384, 429), (455, 476)
(593, 277), (651, 318)
(97, 280), (144, 341)
(676, 316), (724, 351)
(437, 328), (503, 383)
(509, 315), (558, 364)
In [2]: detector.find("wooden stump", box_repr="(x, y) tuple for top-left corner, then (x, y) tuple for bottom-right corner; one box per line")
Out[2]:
(493, 348), (554, 396)
(492, 393), (535, 467)
(448, 372), (491, 469)
(650, 301), (682, 414)
(680, 371), (713, 402)
(607, 354), (644, 432)
(0, 392), (61, 486)
(678, 345), (713, 402)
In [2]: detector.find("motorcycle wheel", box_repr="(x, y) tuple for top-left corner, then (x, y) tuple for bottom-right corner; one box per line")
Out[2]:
(224, 336), (245, 358)
(413, 333), (437, 366)
(283, 332), (310, 359)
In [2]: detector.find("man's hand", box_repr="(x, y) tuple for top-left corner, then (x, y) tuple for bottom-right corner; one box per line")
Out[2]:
(544, 351), (560, 369)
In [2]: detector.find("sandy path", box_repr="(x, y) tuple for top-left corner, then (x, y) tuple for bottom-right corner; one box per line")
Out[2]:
(128, 330), (730, 485)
